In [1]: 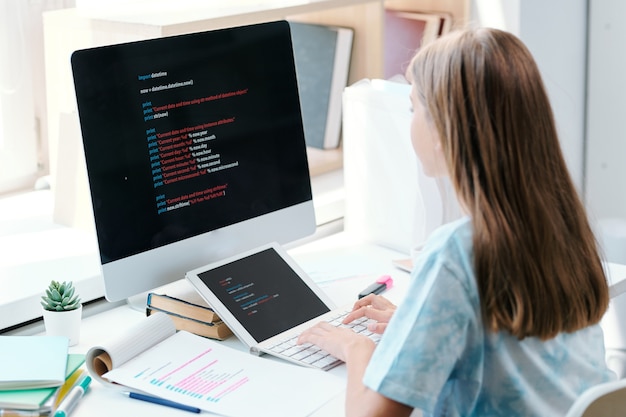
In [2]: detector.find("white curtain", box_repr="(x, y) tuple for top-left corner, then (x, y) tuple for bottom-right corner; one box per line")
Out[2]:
(0, 0), (75, 194)
(0, 0), (37, 193)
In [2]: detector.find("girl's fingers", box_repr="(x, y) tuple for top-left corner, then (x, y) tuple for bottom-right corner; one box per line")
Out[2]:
(344, 305), (392, 324)
(367, 321), (388, 334)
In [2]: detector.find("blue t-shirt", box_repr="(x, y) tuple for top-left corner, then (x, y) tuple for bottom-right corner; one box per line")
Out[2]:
(363, 217), (615, 417)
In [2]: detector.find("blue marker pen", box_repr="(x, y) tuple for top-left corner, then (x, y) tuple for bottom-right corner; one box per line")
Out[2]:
(126, 392), (201, 414)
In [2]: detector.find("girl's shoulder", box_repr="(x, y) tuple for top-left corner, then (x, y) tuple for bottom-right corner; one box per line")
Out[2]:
(413, 216), (475, 290)
(424, 216), (473, 254)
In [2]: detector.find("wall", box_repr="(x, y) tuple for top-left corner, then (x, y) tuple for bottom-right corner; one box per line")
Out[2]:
(470, 0), (626, 263)
(469, 0), (588, 194)
(585, 0), (626, 239)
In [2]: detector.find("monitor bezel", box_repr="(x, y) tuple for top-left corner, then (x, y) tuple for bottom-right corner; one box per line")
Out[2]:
(72, 20), (317, 303)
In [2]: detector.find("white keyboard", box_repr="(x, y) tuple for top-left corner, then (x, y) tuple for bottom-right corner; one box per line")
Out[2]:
(267, 310), (381, 371)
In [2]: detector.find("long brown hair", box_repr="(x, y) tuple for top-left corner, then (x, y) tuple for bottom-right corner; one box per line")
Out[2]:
(408, 28), (609, 340)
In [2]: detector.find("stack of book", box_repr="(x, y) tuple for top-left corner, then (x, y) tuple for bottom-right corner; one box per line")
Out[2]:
(383, 8), (453, 79)
(0, 336), (86, 416)
(146, 292), (232, 340)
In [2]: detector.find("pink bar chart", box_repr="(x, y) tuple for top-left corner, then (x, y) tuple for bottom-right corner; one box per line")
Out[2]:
(146, 348), (250, 403)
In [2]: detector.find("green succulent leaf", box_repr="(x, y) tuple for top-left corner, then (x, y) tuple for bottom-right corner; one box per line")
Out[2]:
(41, 280), (81, 311)
(65, 287), (75, 299)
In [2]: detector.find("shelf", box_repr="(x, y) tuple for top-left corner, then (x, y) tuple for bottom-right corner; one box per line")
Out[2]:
(75, 0), (379, 28)
(307, 147), (343, 177)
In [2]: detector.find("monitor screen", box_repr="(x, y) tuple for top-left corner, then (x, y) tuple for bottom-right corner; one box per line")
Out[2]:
(71, 20), (315, 303)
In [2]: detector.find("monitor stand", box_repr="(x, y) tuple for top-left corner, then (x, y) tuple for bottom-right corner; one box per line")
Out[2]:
(125, 291), (151, 313)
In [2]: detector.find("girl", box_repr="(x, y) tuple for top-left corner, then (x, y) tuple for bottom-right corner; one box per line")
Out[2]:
(298, 27), (616, 417)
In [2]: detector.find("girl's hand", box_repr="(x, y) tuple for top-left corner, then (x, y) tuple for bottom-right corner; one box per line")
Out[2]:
(297, 322), (375, 363)
(343, 294), (397, 334)
(298, 306), (414, 417)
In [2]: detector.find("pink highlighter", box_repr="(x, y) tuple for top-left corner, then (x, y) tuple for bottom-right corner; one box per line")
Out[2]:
(358, 275), (393, 299)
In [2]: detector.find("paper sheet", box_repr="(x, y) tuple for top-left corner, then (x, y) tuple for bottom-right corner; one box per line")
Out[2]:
(103, 331), (344, 417)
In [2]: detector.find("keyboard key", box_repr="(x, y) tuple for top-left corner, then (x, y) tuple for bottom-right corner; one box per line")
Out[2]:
(292, 348), (317, 361)
(282, 344), (307, 357)
(311, 355), (340, 369)
(302, 352), (328, 364)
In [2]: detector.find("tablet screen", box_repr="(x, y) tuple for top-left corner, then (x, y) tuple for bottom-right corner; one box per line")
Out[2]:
(195, 247), (330, 341)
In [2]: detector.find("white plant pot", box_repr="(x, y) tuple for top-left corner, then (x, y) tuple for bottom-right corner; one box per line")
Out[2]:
(42, 305), (83, 346)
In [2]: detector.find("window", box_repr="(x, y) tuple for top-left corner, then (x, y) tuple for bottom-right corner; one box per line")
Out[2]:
(0, 0), (41, 194)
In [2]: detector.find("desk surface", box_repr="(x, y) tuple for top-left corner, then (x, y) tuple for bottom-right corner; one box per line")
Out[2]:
(65, 232), (411, 417)
(34, 231), (626, 416)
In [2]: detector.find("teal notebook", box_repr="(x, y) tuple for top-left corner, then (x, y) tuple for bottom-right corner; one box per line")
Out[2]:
(0, 336), (69, 390)
(0, 353), (85, 411)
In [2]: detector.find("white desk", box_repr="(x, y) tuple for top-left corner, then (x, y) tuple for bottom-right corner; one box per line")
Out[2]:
(65, 232), (412, 417)
(31, 232), (626, 416)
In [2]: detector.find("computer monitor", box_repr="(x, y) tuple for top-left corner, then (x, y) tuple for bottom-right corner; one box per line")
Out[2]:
(71, 20), (316, 303)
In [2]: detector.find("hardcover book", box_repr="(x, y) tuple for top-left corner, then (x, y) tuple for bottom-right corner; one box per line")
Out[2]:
(146, 293), (231, 340)
(146, 292), (220, 323)
(289, 21), (353, 149)
(383, 9), (452, 79)
(146, 306), (232, 341)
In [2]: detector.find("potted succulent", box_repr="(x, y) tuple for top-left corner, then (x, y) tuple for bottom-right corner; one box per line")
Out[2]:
(41, 280), (82, 346)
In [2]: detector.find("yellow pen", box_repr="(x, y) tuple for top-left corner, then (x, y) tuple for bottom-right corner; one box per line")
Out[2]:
(54, 369), (86, 409)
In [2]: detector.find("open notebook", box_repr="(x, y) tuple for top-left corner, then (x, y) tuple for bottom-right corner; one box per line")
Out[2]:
(186, 242), (379, 371)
